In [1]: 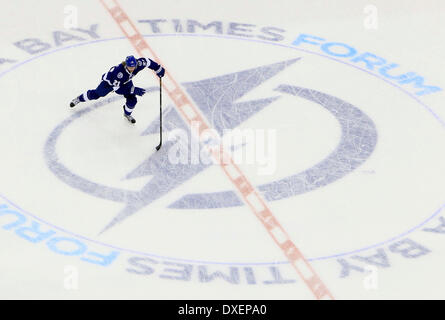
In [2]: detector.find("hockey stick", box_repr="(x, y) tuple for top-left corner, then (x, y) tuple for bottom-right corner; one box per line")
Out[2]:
(155, 77), (162, 151)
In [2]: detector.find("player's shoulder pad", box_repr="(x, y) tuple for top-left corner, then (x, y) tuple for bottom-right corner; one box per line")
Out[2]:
(137, 57), (148, 68)
(108, 63), (123, 74)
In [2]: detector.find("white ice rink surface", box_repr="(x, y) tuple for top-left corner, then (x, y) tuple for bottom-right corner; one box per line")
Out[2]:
(1, 0), (445, 299)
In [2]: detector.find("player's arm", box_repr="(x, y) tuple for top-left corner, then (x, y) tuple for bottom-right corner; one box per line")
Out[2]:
(138, 57), (165, 77)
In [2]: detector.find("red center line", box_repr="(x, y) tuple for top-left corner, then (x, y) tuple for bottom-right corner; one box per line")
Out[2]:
(99, 0), (334, 300)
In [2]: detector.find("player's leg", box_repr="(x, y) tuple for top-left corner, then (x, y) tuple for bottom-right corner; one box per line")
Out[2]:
(122, 94), (138, 124)
(115, 81), (138, 124)
(70, 81), (113, 108)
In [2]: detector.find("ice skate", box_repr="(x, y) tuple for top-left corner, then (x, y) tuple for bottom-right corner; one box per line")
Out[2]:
(70, 96), (81, 108)
(123, 106), (136, 123)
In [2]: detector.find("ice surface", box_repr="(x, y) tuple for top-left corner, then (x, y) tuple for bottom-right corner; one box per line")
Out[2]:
(0, 0), (444, 299)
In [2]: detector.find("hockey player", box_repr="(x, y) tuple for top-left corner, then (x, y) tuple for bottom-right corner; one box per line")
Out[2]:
(70, 55), (165, 124)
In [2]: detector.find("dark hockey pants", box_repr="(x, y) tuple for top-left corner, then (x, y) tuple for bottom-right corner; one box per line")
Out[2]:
(80, 81), (138, 114)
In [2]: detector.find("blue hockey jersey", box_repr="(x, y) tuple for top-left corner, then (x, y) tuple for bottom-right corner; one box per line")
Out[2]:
(101, 57), (162, 91)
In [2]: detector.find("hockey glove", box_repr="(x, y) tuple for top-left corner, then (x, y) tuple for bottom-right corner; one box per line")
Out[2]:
(133, 87), (146, 96)
(156, 66), (165, 78)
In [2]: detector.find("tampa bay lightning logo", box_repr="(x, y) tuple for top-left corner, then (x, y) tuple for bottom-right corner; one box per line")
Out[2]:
(44, 58), (377, 234)
(117, 72), (123, 79)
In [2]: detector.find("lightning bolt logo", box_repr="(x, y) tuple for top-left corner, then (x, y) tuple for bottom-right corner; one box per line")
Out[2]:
(100, 58), (300, 233)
